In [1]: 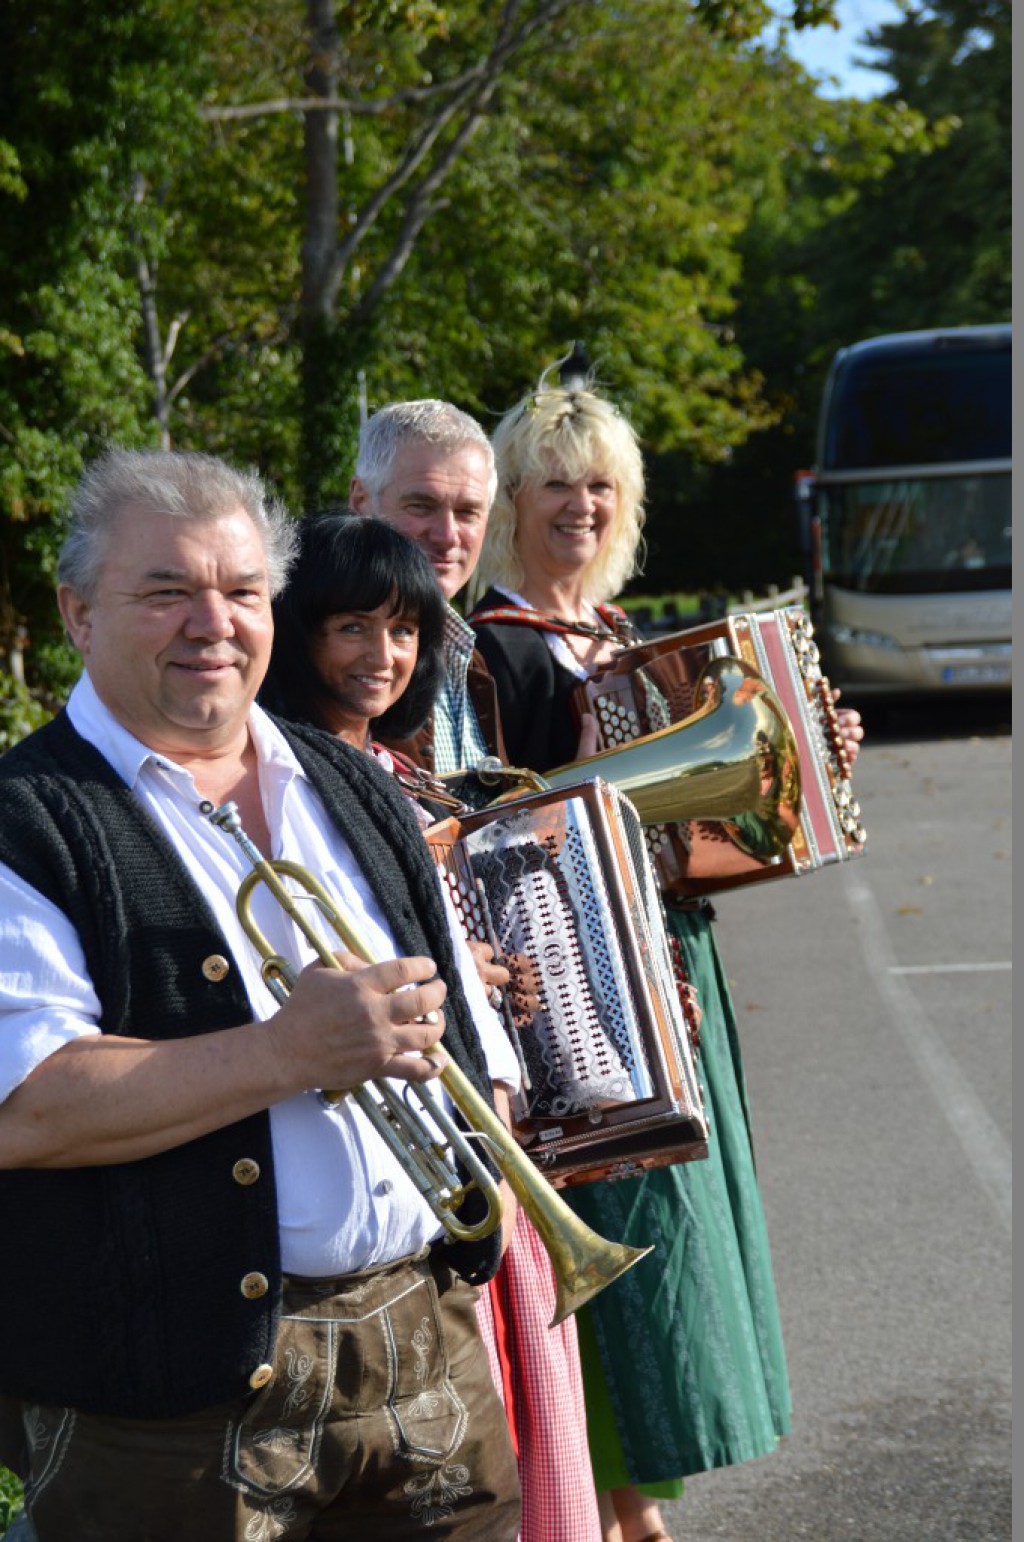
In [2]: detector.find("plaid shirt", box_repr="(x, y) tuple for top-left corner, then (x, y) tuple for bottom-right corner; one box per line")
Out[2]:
(432, 605), (491, 775)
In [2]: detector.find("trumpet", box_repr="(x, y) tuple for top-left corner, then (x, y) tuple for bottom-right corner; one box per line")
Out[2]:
(205, 800), (651, 1326)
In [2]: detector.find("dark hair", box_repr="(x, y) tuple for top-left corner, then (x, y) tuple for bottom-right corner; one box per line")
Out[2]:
(259, 511), (446, 740)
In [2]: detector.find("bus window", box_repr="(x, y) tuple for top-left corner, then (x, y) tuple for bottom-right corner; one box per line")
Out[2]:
(824, 345), (1011, 470)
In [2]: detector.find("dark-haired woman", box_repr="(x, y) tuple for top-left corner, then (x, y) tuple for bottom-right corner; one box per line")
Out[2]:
(261, 510), (604, 1542)
(260, 509), (448, 752)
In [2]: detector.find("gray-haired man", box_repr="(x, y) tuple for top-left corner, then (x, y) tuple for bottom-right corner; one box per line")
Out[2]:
(353, 405), (605, 1539)
(349, 400), (506, 771)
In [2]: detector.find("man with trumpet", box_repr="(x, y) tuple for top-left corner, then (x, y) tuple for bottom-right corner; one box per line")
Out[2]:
(0, 449), (524, 1540)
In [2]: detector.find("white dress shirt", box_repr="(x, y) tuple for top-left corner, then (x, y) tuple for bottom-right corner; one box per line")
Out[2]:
(0, 676), (519, 1276)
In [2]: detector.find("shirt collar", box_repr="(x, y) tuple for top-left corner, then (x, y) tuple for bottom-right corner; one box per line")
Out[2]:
(442, 603), (477, 665)
(65, 673), (307, 792)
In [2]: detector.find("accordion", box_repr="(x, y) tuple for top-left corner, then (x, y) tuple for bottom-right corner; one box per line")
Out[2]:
(573, 607), (867, 898)
(426, 778), (708, 1188)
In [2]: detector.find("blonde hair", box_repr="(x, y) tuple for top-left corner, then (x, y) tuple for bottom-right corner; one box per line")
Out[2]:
(479, 380), (646, 602)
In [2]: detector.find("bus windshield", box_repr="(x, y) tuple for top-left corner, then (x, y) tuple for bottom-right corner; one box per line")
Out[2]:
(821, 472), (1012, 594)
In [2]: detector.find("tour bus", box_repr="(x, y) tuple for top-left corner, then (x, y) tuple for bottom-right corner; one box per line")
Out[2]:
(798, 324), (1011, 695)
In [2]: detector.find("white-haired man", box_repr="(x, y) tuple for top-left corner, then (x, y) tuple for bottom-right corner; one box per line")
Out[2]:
(352, 402), (604, 1542)
(349, 400), (506, 770)
(0, 448), (522, 1541)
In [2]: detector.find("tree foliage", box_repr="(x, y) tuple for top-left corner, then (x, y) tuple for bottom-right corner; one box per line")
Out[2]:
(645, 0), (1010, 593)
(0, 0), (1009, 706)
(810, 0), (1011, 336)
(0, 1), (209, 690)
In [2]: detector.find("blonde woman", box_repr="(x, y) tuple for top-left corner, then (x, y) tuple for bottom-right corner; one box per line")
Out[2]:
(471, 381), (803, 1542)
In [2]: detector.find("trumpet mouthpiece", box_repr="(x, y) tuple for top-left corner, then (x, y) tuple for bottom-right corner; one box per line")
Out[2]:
(205, 801), (242, 832)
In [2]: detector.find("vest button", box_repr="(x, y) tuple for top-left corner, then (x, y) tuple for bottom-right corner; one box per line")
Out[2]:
(232, 1158), (261, 1187)
(202, 954), (231, 982)
(249, 1363), (275, 1391)
(240, 1271), (270, 1300)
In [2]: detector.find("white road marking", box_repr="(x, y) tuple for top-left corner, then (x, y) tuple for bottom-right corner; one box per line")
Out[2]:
(845, 869), (1011, 1234)
(889, 962), (1012, 974)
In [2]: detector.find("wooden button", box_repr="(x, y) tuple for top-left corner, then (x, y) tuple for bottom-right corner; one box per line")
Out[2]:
(201, 955), (230, 982)
(249, 1363), (274, 1390)
(240, 1271), (269, 1300)
(232, 1159), (261, 1187)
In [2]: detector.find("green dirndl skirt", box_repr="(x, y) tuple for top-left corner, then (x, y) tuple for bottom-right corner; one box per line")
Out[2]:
(566, 904), (791, 1488)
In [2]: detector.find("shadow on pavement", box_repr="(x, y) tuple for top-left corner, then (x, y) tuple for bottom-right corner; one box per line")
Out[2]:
(664, 1380), (1010, 1542)
(852, 694), (1011, 746)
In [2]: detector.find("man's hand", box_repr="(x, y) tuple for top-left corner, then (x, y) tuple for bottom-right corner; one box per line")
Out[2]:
(269, 953), (448, 1093)
(0, 953), (449, 1171)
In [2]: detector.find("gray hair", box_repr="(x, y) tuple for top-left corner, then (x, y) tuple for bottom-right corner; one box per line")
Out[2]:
(355, 400), (497, 506)
(58, 448), (299, 601)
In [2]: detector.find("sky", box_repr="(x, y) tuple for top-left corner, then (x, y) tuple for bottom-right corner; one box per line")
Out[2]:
(778, 0), (907, 99)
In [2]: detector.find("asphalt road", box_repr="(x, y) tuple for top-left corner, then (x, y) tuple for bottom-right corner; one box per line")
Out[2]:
(658, 696), (1012, 1542)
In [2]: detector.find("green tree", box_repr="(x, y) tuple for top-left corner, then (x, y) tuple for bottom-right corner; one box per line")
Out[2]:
(812, 0), (1011, 336)
(647, 0), (1009, 593)
(199, 0), (843, 502)
(0, 1), (211, 697)
(3, 0), (863, 707)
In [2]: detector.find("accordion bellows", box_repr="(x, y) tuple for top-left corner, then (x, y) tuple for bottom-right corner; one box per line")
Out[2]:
(426, 780), (708, 1188)
(573, 607), (867, 897)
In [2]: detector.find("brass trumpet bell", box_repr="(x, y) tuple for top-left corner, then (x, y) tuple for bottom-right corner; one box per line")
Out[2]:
(545, 657), (803, 862)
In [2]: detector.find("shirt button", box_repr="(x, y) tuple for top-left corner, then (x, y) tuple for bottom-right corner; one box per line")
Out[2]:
(232, 1159), (261, 1187)
(377, 1179), (394, 1196)
(202, 954), (231, 982)
(249, 1363), (275, 1391)
(240, 1272), (270, 1300)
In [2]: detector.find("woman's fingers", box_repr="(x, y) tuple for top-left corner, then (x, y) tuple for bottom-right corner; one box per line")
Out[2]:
(575, 712), (600, 761)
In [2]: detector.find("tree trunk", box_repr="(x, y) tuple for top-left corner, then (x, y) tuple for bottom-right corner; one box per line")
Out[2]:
(300, 0), (363, 507)
(301, 312), (377, 511)
(302, 0), (339, 328)
(133, 171), (172, 449)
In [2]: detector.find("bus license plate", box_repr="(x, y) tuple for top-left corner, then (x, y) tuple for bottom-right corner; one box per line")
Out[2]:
(942, 662), (1011, 684)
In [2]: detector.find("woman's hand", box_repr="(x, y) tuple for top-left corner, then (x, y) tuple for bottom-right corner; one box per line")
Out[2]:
(574, 711), (601, 761)
(833, 689), (865, 767)
(468, 939), (511, 1011)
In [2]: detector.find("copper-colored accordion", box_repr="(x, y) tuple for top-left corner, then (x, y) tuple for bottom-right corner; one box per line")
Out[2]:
(573, 607), (867, 898)
(426, 778), (708, 1187)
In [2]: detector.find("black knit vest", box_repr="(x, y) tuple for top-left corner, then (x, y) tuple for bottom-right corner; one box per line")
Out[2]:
(0, 712), (500, 1418)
